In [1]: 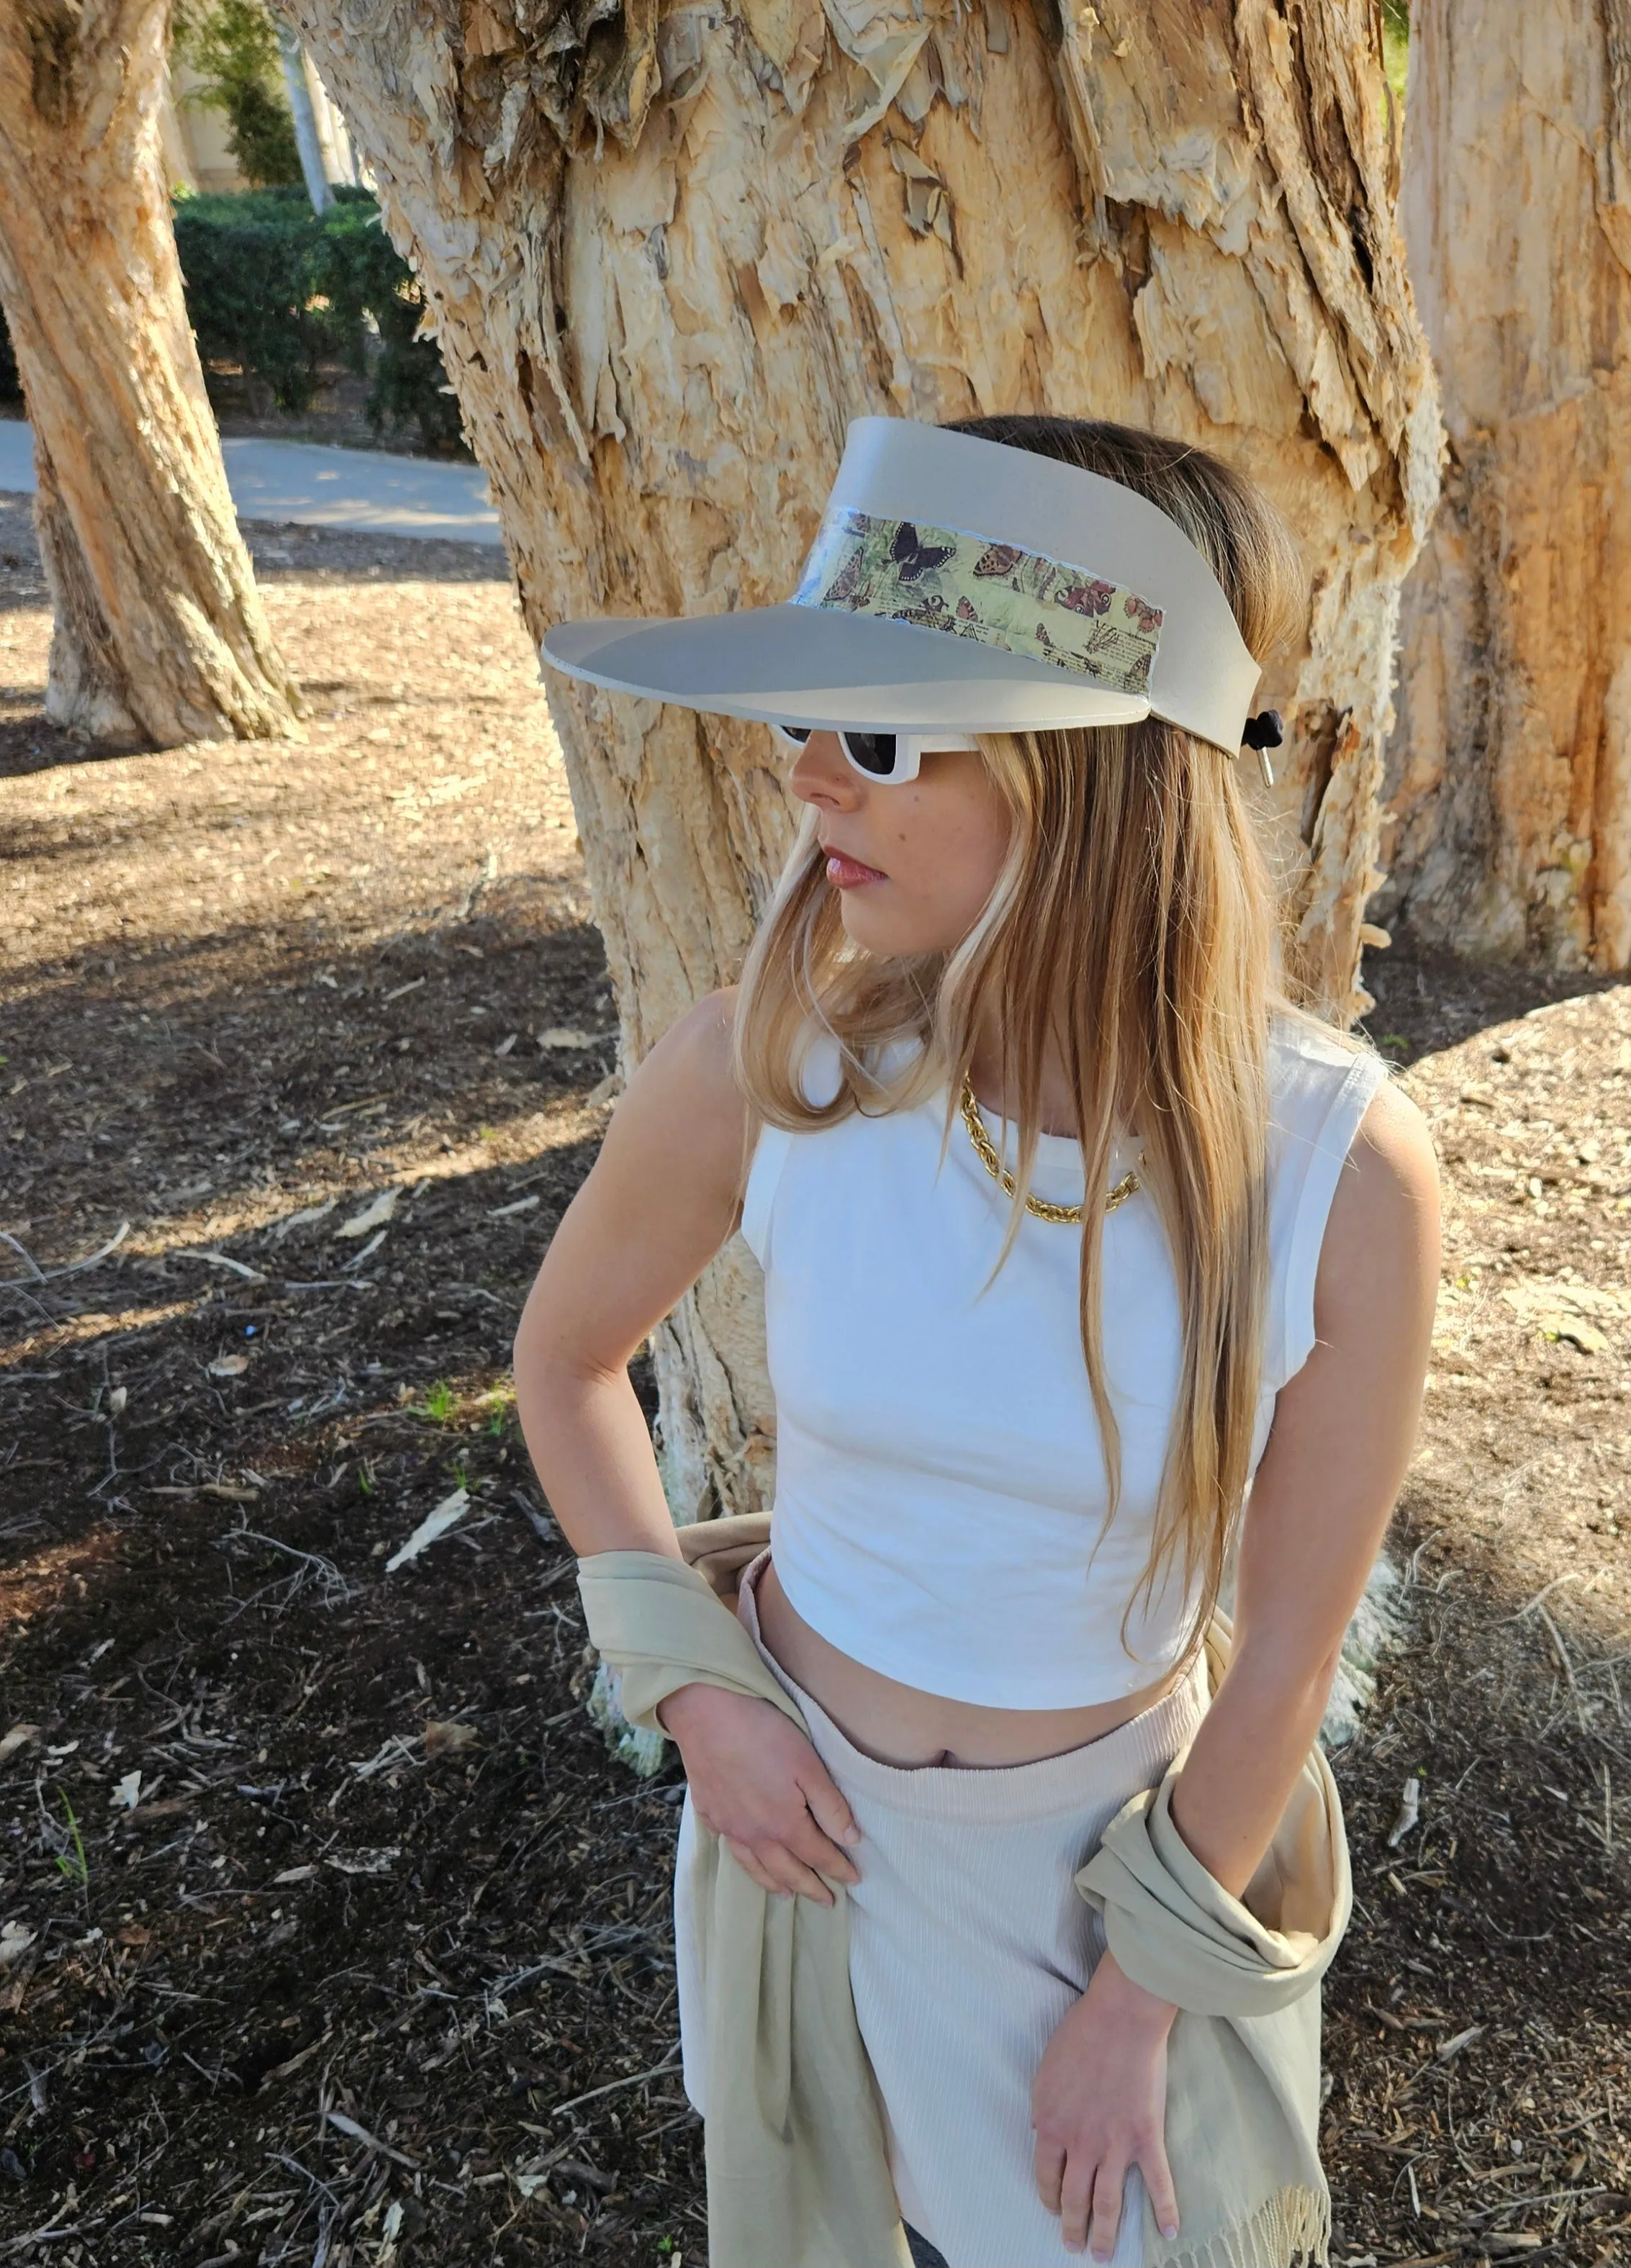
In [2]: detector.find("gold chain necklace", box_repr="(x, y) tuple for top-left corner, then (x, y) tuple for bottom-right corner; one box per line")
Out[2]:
(958, 1078), (1140, 1226)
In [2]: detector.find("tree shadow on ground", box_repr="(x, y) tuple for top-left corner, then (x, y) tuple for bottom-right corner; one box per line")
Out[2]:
(0, 494), (519, 785)
(1362, 931), (1627, 1068)
(1324, 1482), (1630, 2265)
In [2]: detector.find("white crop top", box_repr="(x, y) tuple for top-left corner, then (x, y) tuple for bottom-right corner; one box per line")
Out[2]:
(738, 1014), (1390, 1709)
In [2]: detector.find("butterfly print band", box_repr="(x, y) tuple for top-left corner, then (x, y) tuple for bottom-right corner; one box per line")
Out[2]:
(790, 507), (1164, 697)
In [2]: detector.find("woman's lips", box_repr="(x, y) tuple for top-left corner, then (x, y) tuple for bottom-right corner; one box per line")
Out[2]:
(825, 849), (888, 888)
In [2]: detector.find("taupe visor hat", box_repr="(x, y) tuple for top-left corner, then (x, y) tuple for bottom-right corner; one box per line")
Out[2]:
(540, 417), (1265, 759)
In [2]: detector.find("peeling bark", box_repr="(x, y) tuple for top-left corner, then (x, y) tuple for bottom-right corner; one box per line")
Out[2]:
(1381, 0), (1631, 970)
(284, 0), (1438, 1513)
(0, 0), (302, 748)
(32, 437), (137, 741)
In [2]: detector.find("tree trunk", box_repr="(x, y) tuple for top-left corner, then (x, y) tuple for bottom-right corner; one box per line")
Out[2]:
(1380, 0), (1631, 970)
(277, 21), (335, 212)
(284, 0), (1439, 1523)
(305, 49), (359, 187)
(0, 0), (302, 749)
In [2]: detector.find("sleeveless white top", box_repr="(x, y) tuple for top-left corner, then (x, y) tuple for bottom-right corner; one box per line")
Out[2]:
(738, 1014), (1390, 1709)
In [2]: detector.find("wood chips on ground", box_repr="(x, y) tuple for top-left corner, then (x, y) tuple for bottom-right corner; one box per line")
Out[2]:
(0, 493), (1627, 2267)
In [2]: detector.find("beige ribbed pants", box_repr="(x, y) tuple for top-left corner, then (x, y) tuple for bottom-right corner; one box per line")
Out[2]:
(673, 1548), (1208, 2268)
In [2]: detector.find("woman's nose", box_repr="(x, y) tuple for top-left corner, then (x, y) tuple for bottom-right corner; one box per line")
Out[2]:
(787, 730), (862, 810)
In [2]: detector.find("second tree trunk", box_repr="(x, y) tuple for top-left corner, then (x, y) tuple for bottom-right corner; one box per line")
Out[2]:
(0, 0), (302, 749)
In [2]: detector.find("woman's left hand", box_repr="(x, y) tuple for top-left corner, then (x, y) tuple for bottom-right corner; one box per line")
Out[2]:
(1031, 1951), (1181, 2260)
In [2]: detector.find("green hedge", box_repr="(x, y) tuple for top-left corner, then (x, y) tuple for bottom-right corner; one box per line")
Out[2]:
(172, 184), (466, 455)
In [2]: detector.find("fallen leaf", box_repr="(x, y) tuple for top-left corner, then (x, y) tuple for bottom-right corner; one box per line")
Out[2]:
(325, 1846), (401, 1876)
(112, 1769), (143, 1810)
(385, 1487), (470, 1572)
(177, 1247), (266, 1283)
(1386, 1775), (1421, 1848)
(272, 1864), (316, 1884)
(536, 1026), (599, 1049)
(1435, 2021), (1486, 2063)
(108, 1386), (127, 1418)
(269, 1197), (338, 1242)
(336, 1187), (401, 1238)
(207, 1353), (248, 1378)
(341, 1226), (389, 1270)
(494, 1031), (518, 1056)
(325, 2108), (420, 2167)
(487, 1195), (539, 1219)
(0, 1921), (37, 1968)
(0, 1724), (40, 1766)
(424, 1720), (479, 1757)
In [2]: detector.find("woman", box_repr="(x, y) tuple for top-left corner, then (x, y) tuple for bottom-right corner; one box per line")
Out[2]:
(515, 413), (1440, 2267)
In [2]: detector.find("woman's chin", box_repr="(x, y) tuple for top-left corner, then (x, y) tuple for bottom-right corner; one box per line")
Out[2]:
(836, 895), (915, 957)
(836, 889), (968, 959)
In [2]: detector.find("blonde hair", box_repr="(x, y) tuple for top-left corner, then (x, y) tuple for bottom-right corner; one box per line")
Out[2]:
(733, 415), (1365, 1656)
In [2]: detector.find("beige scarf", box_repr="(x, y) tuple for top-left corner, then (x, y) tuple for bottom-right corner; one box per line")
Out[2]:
(577, 1515), (1348, 2268)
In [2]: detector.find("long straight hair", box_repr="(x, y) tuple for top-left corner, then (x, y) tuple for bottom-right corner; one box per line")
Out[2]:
(733, 415), (1363, 1655)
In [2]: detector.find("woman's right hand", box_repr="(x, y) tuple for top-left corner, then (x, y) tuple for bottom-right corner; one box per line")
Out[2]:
(658, 1681), (862, 1906)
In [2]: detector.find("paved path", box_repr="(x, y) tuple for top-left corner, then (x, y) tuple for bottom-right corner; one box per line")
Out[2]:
(0, 421), (503, 547)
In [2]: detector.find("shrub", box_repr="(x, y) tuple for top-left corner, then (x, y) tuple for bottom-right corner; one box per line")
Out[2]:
(173, 185), (466, 453)
(312, 196), (467, 455)
(175, 0), (304, 189)
(173, 186), (340, 415)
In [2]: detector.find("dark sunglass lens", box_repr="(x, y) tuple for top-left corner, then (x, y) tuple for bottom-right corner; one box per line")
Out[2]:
(779, 725), (813, 746)
(844, 731), (899, 776)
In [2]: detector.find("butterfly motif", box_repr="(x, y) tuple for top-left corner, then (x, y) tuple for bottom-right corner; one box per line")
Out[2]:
(890, 522), (957, 580)
(971, 542), (1026, 580)
(1123, 595), (1163, 634)
(1057, 578), (1116, 620)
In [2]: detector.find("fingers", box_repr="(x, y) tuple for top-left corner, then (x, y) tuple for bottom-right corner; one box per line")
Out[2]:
(800, 1766), (863, 1858)
(1059, 2151), (1098, 2256)
(789, 1802), (861, 1887)
(1085, 2158), (1126, 2262)
(1140, 2134), (1180, 2245)
(702, 1766), (860, 1902)
(723, 1835), (838, 1906)
(1032, 2134), (1065, 2217)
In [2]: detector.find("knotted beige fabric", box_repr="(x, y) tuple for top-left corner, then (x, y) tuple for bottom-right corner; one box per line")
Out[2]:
(1074, 1612), (1351, 2268)
(576, 1537), (914, 2268)
(579, 1527), (1349, 2268)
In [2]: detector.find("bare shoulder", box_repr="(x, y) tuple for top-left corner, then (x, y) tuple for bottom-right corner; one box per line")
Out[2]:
(1350, 1074), (1440, 1207)
(597, 985), (753, 1211)
(628, 983), (744, 1114)
(1318, 1072), (1441, 1313)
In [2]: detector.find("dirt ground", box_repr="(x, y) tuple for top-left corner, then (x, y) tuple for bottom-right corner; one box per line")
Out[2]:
(0, 487), (1627, 2268)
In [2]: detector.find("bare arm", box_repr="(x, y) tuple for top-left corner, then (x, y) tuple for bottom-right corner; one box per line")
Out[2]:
(1169, 1075), (1442, 1892)
(512, 988), (862, 1905)
(1036, 1077), (1441, 2262)
(512, 987), (750, 1562)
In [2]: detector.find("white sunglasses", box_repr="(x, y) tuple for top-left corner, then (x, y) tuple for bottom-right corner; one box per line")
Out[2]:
(772, 723), (979, 785)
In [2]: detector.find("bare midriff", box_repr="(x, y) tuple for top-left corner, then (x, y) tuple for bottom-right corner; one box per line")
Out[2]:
(754, 1555), (1182, 1770)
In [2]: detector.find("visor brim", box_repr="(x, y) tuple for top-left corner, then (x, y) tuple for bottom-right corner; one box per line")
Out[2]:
(540, 605), (1152, 736)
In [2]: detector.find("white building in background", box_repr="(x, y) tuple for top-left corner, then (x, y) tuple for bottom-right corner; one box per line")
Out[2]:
(158, 48), (361, 199)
